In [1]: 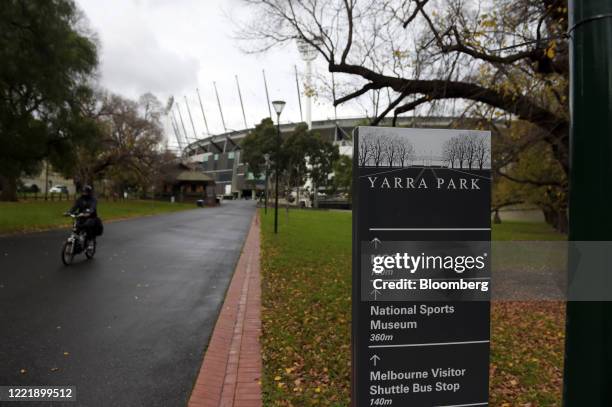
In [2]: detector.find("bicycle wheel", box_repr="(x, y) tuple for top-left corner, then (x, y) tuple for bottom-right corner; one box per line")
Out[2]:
(61, 240), (75, 265)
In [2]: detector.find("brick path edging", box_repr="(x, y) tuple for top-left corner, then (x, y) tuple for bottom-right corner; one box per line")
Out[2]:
(188, 212), (262, 407)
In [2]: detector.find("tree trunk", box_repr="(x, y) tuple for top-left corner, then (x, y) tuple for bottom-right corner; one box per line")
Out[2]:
(542, 207), (554, 226)
(542, 206), (568, 233)
(296, 168), (301, 208)
(556, 208), (568, 234)
(493, 210), (502, 224)
(0, 175), (18, 201)
(44, 162), (49, 201)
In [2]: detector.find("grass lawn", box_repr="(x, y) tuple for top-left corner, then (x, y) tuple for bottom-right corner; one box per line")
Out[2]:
(493, 221), (566, 241)
(0, 199), (195, 234)
(260, 209), (565, 406)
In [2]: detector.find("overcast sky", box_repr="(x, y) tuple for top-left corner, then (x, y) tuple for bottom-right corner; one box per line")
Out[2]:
(77, 0), (360, 148)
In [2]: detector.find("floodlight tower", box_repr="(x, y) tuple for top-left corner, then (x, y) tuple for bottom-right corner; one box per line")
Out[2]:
(297, 39), (318, 130)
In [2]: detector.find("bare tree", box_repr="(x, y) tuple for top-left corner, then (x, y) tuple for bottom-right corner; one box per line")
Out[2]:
(475, 136), (490, 170)
(238, 0), (569, 173)
(371, 136), (385, 167)
(238, 0), (570, 230)
(74, 91), (164, 193)
(358, 136), (372, 166)
(456, 137), (469, 169)
(384, 136), (398, 167)
(442, 138), (458, 168)
(466, 134), (478, 170)
(397, 139), (415, 167)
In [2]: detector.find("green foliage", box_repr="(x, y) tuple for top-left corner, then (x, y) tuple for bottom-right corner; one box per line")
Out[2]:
(492, 221), (565, 241)
(0, 0), (98, 200)
(241, 119), (340, 197)
(72, 91), (165, 192)
(283, 123), (311, 188)
(240, 118), (278, 178)
(331, 155), (352, 197)
(307, 134), (339, 193)
(493, 121), (567, 232)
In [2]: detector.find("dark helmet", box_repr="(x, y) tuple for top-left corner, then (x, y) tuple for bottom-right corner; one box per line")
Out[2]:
(82, 185), (93, 195)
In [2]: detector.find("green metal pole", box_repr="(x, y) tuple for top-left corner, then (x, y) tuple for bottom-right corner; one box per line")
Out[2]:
(274, 115), (280, 234)
(564, 1), (612, 405)
(264, 169), (268, 215)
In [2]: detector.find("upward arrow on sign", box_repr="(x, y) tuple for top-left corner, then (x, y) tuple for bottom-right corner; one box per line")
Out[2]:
(370, 237), (382, 249)
(370, 288), (381, 300)
(370, 354), (380, 366)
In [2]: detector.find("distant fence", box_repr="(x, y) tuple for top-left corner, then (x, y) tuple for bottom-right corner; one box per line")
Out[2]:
(317, 198), (351, 210)
(17, 192), (164, 202)
(18, 191), (75, 201)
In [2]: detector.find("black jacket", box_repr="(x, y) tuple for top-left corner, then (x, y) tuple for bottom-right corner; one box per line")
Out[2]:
(70, 195), (98, 217)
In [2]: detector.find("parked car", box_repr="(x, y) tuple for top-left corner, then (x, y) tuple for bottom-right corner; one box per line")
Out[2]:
(49, 185), (68, 194)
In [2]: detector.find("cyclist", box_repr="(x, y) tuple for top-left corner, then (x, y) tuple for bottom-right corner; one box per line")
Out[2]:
(67, 185), (99, 246)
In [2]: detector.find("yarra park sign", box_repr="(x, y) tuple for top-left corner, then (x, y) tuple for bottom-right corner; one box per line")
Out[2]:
(352, 127), (491, 406)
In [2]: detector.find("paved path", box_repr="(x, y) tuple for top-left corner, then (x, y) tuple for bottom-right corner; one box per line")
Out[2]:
(188, 213), (262, 407)
(0, 201), (256, 406)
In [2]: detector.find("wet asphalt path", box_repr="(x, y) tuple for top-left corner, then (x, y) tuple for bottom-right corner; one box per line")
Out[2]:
(0, 200), (256, 407)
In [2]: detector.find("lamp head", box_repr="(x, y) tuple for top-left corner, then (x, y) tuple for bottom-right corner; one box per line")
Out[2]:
(271, 100), (286, 115)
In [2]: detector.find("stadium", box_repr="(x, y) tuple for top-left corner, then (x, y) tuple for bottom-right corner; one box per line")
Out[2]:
(181, 116), (483, 200)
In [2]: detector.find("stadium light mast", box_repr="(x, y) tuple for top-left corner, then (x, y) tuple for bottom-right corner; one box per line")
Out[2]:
(166, 97), (184, 154)
(235, 75), (249, 129)
(294, 65), (303, 122)
(170, 113), (184, 152)
(175, 104), (190, 144)
(262, 70), (272, 119)
(184, 95), (199, 140)
(196, 88), (211, 135)
(297, 38), (318, 130)
(213, 81), (228, 133)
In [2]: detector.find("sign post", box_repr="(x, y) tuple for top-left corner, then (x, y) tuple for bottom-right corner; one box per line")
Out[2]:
(563, 0), (612, 404)
(352, 127), (491, 406)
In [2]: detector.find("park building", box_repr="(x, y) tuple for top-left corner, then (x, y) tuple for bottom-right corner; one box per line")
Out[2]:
(20, 161), (77, 196)
(182, 116), (489, 200)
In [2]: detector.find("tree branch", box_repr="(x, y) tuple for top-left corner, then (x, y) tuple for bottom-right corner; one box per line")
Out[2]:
(334, 82), (384, 105)
(392, 96), (430, 126)
(370, 91), (409, 126)
(403, 0), (429, 28)
(497, 168), (564, 188)
(340, 0), (353, 63)
(329, 61), (567, 136)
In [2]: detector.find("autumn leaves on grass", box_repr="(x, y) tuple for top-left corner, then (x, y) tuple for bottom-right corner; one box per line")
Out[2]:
(259, 209), (566, 406)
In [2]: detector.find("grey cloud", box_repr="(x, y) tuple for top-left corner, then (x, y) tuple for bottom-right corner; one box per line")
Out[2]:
(99, 27), (199, 98)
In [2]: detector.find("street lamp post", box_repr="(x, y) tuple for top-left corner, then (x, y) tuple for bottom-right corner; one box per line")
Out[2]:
(271, 100), (286, 234)
(264, 153), (270, 215)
